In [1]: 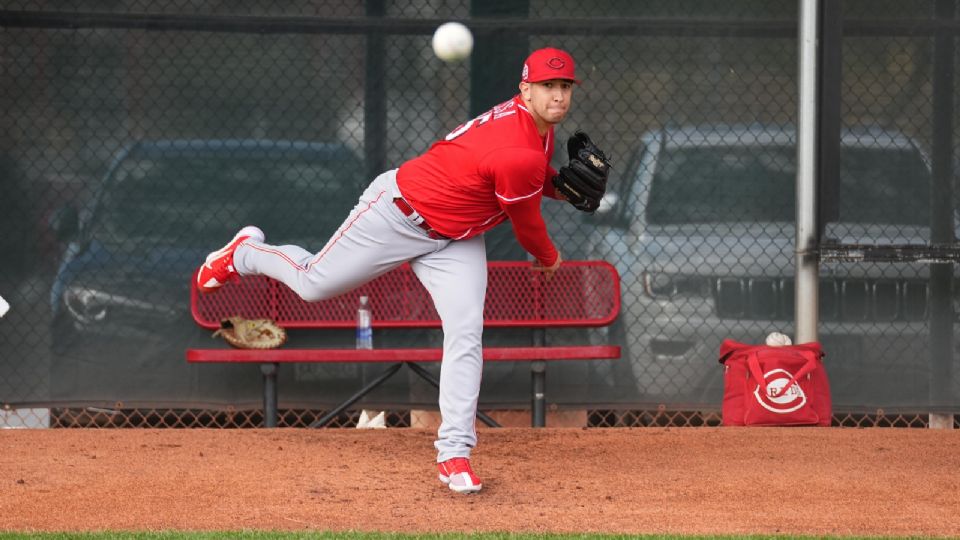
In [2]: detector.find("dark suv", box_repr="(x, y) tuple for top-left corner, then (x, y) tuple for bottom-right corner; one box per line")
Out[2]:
(49, 139), (363, 402)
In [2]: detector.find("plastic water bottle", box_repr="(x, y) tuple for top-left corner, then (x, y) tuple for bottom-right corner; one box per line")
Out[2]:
(355, 295), (373, 349)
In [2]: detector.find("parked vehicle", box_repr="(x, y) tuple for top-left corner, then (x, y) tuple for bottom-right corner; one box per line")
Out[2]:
(588, 124), (948, 408)
(49, 139), (364, 403)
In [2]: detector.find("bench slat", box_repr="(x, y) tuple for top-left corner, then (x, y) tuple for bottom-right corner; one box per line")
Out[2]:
(191, 260), (620, 330)
(187, 345), (620, 363)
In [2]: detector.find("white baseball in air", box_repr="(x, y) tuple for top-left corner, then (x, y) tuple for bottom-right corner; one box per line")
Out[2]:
(0, 295), (8, 318)
(432, 22), (473, 63)
(765, 331), (792, 347)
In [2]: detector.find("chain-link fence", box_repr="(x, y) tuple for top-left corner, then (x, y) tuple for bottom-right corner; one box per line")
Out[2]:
(1, 1), (958, 428)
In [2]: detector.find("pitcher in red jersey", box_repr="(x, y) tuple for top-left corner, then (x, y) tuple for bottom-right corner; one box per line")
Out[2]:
(196, 47), (601, 494)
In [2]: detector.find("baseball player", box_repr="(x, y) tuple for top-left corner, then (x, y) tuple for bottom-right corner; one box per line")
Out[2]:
(196, 47), (609, 494)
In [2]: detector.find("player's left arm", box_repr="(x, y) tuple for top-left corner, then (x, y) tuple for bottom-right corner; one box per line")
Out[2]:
(543, 165), (565, 200)
(552, 131), (611, 213)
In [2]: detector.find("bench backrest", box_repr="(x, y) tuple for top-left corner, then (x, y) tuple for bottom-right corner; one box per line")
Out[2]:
(191, 260), (620, 330)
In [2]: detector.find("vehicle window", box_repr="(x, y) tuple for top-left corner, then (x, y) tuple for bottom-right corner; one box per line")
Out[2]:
(647, 146), (796, 224)
(646, 144), (930, 225)
(97, 153), (360, 244)
(838, 147), (930, 225)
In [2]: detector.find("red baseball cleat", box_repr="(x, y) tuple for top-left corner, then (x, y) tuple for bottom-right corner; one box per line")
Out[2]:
(196, 226), (264, 293)
(437, 457), (482, 493)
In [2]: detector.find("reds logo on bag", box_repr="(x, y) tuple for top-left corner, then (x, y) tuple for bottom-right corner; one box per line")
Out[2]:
(718, 339), (832, 426)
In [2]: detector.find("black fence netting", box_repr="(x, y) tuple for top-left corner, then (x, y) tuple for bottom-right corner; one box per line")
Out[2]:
(0, 0), (957, 428)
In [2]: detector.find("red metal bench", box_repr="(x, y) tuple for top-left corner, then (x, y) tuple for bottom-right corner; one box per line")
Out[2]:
(187, 260), (620, 428)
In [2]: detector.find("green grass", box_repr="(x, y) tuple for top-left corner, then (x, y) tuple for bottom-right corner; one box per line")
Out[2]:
(0, 533), (934, 540)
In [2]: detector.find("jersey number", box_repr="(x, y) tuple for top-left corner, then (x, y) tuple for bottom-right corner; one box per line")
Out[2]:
(444, 110), (494, 141)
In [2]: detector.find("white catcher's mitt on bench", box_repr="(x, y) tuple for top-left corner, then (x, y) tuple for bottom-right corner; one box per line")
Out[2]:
(212, 316), (287, 349)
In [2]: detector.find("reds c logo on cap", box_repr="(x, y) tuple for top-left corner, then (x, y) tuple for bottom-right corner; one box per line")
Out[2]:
(546, 57), (565, 69)
(521, 47), (580, 84)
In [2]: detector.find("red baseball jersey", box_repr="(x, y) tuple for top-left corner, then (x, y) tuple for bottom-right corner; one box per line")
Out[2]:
(397, 95), (559, 262)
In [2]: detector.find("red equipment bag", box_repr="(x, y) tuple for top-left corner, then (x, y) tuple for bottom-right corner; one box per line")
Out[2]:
(718, 339), (832, 426)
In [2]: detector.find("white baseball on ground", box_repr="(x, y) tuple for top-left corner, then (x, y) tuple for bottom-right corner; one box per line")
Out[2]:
(765, 331), (792, 347)
(432, 21), (473, 63)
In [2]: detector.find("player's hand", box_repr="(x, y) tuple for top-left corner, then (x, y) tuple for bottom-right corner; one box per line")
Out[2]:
(532, 252), (563, 281)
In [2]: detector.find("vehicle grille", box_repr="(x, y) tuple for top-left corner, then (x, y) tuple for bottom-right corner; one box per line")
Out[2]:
(713, 277), (929, 321)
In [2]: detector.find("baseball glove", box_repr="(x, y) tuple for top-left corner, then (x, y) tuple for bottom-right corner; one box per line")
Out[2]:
(212, 316), (287, 349)
(552, 130), (611, 213)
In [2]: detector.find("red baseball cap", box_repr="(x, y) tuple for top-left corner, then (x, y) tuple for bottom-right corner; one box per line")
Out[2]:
(521, 47), (579, 84)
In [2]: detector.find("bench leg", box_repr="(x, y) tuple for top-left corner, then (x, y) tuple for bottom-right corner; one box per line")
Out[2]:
(260, 363), (279, 428)
(531, 360), (546, 427)
(310, 362), (405, 428)
(404, 362), (502, 428)
(530, 328), (547, 428)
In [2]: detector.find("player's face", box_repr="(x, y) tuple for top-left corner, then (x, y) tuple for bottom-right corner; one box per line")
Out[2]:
(520, 79), (574, 131)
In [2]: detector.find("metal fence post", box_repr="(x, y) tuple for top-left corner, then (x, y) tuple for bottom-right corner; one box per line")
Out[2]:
(796, 0), (820, 344)
(928, 0), (956, 428)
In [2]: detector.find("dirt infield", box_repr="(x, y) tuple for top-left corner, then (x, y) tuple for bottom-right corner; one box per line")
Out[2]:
(1, 427), (958, 536)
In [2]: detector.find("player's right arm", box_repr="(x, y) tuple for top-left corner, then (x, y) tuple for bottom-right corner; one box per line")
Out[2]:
(483, 148), (561, 268)
(501, 197), (559, 267)
(531, 250), (562, 279)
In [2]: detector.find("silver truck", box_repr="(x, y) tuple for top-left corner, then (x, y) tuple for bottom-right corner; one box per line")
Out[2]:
(588, 124), (945, 408)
